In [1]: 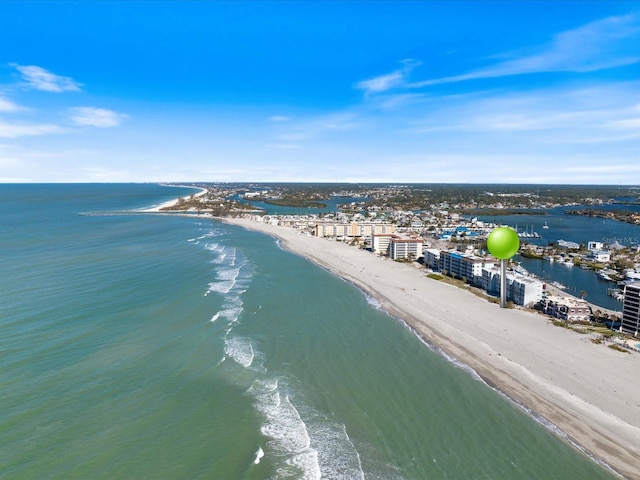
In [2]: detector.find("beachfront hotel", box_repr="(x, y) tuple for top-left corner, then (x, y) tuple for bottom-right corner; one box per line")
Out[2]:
(389, 236), (423, 261)
(314, 221), (395, 239)
(371, 233), (396, 255)
(621, 282), (640, 336)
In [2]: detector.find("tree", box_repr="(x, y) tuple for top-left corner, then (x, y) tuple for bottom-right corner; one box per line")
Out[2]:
(579, 290), (587, 300)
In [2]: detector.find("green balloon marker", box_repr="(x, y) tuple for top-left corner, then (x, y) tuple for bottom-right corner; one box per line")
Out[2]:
(487, 227), (520, 308)
(486, 227), (520, 259)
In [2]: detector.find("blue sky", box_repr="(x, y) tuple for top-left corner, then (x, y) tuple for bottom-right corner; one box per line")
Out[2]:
(1, 1), (639, 183)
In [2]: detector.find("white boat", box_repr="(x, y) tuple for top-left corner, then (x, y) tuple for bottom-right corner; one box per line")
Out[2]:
(542, 221), (549, 229)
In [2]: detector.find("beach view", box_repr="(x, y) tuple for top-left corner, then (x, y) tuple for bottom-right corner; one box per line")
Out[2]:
(2, 2), (640, 479)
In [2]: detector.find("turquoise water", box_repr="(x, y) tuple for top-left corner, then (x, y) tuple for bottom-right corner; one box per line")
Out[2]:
(0, 184), (617, 479)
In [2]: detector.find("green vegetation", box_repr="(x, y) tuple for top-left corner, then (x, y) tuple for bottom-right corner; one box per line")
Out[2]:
(261, 198), (327, 208)
(427, 273), (443, 280)
(565, 208), (640, 226)
(520, 249), (544, 259)
(608, 344), (630, 353)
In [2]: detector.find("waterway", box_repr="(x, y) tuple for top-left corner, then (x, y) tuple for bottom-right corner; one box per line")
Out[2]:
(477, 205), (640, 311)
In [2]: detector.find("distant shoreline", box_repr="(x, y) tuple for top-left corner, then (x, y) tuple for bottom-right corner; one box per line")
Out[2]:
(218, 215), (640, 480)
(138, 185), (208, 212)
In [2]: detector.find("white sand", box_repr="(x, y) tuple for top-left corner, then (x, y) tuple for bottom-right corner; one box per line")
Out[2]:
(222, 216), (640, 479)
(139, 186), (208, 212)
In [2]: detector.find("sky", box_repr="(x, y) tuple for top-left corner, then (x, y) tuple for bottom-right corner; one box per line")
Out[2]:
(1, 1), (639, 184)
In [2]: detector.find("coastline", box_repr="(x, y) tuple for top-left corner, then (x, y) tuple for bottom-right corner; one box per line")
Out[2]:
(138, 185), (208, 212)
(219, 215), (640, 479)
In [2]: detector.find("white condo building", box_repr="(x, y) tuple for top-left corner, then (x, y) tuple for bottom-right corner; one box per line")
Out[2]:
(482, 266), (544, 307)
(423, 248), (441, 270)
(389, 237), (423, 260)
(440, 251), (488, 285)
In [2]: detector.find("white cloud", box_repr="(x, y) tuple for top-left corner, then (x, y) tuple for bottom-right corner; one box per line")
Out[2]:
(269, 115), (290, 122)
(274, 111), (364, 143)
(409, 14), (640, 87)
(357, 70), (405, 94)
(70, 107), (127, 127)
(356, 59), (421, 94)
(0, 120), (66, 138)
(0, 97), (26, 113)
(266, 143), (301, 149)
(11, 64), (82, 93)
(406, 82), (640, 140)
(607, 118), (640, 129)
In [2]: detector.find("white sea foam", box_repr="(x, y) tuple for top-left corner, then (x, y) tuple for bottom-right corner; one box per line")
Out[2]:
(211, 296), (244, 325)
(309, 422), (365, 480)
(206, 267), (240, 295)
(284, 450), (321, 480)
(364, 292), (381, 309)
(253, 447), (264, 465)
(224, 336), (254, 368)
(249, 376), (366, 480)
(259, 392), (313, 457)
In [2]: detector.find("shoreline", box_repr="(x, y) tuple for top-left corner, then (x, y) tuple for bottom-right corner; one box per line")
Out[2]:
(138, 185), (208, 212)
(219, 215), (640, 480)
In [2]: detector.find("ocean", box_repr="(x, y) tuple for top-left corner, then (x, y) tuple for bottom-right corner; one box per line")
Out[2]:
(0, 184), (617, 479)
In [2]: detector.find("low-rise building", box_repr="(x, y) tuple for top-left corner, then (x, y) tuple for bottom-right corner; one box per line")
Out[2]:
(587, 241), (604, 251)
(543, 294), (592, 322)
(589, 250), (611, 263)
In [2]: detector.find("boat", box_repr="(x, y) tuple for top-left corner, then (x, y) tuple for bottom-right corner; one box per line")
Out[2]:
(542, 221), (549, 229)
(608, 288), (624, 301)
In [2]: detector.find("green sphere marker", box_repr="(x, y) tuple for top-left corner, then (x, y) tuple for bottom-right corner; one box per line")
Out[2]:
(487, 227), (520, 308)
(487, 227), (520, 259)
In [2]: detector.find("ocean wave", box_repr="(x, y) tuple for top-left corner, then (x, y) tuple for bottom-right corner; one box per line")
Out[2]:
(224, 336), (254, 368)
(207, 267), (241, 295)
(209, 304), (243, 324)
(253, 447), (265, 465)
(250, 377), (365, 480)
(363, 292), (381, 309)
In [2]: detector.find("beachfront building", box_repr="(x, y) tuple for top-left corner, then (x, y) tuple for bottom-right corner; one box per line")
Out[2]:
(371, 234), (395, 255)
(440, 251), (488, 285)
(543, 295), (592, 322)
(389, 236), (423, 261)
(423, 248), (441, 271)
(621, 282), (640, 336)
(510, 276), (544, 307)
(314, 221), (395, 239)
(482, 266), (544, 307)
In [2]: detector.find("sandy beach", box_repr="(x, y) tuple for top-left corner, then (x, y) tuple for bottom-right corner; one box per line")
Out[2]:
(220, 215), (640, 479)
(139, 186), (208, 212)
